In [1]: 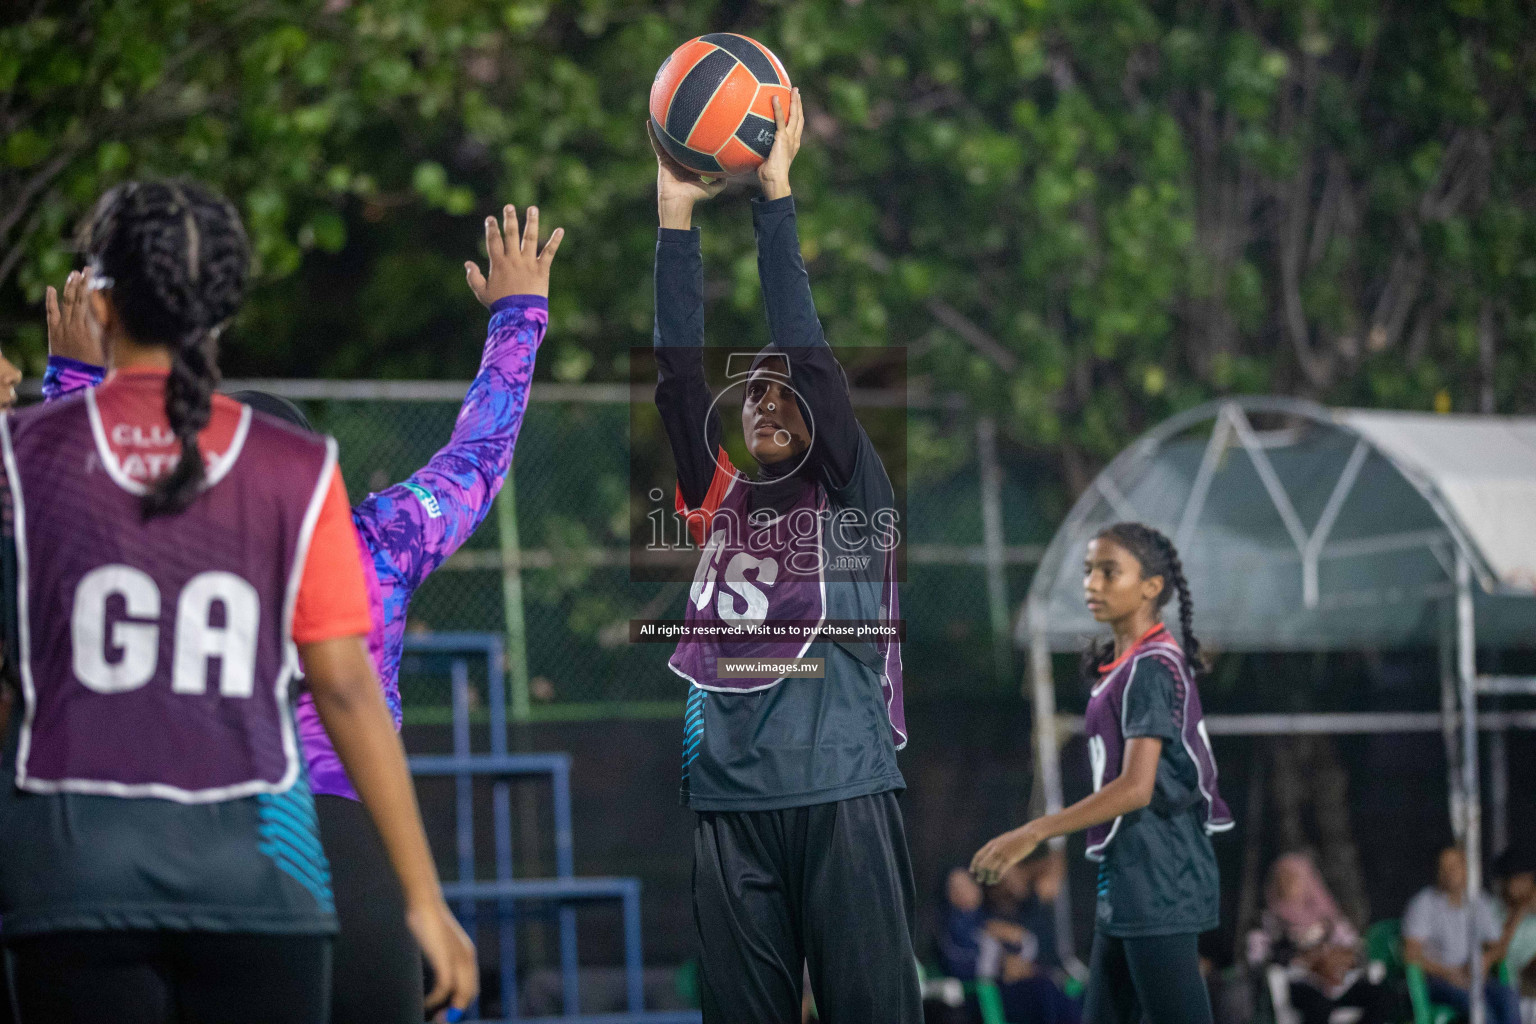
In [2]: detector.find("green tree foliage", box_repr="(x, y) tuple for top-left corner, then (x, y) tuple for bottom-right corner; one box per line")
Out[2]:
(4, 0), (1534, 481)
(2, 0), (488, 360)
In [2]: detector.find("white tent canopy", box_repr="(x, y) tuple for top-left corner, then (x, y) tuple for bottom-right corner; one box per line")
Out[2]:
(1024, 397), (1536, 653)
(1017, 398), (1536, 1019)
(1348, 411), (1536, 592)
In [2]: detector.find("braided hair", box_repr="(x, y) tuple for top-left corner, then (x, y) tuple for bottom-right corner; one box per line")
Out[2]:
(81, 181), (250, 518)
(1079, 522), (1204, 683)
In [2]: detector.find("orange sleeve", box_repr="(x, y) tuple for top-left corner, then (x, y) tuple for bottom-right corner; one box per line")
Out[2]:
(675, 446), (737, 547)
(291, 465), (375, 645)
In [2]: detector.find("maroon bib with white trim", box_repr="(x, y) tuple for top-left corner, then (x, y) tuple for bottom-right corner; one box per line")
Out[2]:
(668, 470), (827, 691)
(2, 394), (334, 803)
(1083, 630), (1233, 861)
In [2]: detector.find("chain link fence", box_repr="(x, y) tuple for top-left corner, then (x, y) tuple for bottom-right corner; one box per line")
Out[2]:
(228, 380), (1053, 722)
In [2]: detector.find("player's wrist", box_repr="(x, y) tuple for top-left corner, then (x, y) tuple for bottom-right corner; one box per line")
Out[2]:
(658, 197), (696, 230)
(758, 175), (791, 201)
(405, 886), (452, 919)
(490, 280), (549, 302)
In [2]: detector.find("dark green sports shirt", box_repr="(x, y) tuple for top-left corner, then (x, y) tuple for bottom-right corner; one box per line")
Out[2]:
(1094, 658), (1220, 937)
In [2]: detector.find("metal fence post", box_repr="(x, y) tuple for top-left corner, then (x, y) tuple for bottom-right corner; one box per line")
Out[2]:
(1027, 600), (1083, 978)
(451, 659), (478, 944)
(976, 416), (1012, 685)
(1456, 554), (1484, 1024)
(1440, 598), (1465, 841)
(497, 470), (531, 724)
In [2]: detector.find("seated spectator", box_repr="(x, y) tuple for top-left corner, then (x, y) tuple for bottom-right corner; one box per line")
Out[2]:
(936, 856), (1079, 1024)
(988, 855), (1078, 1024)
(938, 867), (992, 982)
(986, 856), (1061, 971)
(1492, 845), (1536, 998)
(1249, 852), (1395, 1024)
(1403, 845), (1523, 1024)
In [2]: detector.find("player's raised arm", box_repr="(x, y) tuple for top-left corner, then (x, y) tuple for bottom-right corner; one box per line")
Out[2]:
(352, 204), (561, 594)
(752, 88), (868, 495)
(649, 122), (729, 510)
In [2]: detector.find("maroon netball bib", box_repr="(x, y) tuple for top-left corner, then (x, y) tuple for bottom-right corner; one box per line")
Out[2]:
(2, 391), (335, 802)
(1083, 627), (1233, 860)
(668, 470), (828, 692)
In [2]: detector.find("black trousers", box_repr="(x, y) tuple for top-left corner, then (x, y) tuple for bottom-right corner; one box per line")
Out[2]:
(1082, 931), (1213, 1024)
(692, 790), (922, 1024)
(4, 931), (330, 1024)
(314, 795), (423, 1024)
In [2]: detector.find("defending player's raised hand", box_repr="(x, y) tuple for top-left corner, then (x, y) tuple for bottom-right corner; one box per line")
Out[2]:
(756, 86), (803, 201)
(0, 347), (20, 411)
(465, 204), (564, 307)
(45, 267), (106, 366)
(969, 823), (1042, 887)
(648, 120), (726, 230)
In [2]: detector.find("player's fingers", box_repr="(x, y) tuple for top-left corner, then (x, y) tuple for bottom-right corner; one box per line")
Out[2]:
(539, 226), (564, 264)
(522, 206), (539, 255)
(771, 93), (787, 133)
(789, 87), (804, 142)
(425, 971), (451, 1014)
(974, 841), (1005, 884)
(71, 268), (93, 322)
(465, 261), (488, 299)
(63, 269), (81, 313)
(483, 215), (502, 265)
(45, 286), (60, 332)
(427, 932), (477, 1019)
(452, 951), (479, 1012)
(502, 204), (519, 257)
(423, 945), (453, 1012)
(647, 121), (689, 179)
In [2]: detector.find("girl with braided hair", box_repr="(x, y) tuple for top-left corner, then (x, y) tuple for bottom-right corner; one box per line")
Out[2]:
(0, 180), (477, 1023)
(43, 191), (563, 1024)
(972, 522), (1233, 1024)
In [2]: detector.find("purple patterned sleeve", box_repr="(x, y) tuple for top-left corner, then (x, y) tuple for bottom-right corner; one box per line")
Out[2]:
(297, 295), (547, 799)
(351, 296), (545, 708)
(42, 356), (104, 401)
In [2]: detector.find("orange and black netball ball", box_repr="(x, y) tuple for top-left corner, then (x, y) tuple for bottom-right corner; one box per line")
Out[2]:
(649, 34), (791, 177)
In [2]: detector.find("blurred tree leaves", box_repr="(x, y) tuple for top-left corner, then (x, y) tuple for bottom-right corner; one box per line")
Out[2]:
(3, 0), (1535, 488)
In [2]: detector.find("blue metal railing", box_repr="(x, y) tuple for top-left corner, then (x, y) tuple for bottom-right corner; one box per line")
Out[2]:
(402, 633), (696, 1023)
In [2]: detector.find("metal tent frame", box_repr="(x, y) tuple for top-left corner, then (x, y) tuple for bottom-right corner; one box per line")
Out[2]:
(1018, 397), (1536, 1024)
